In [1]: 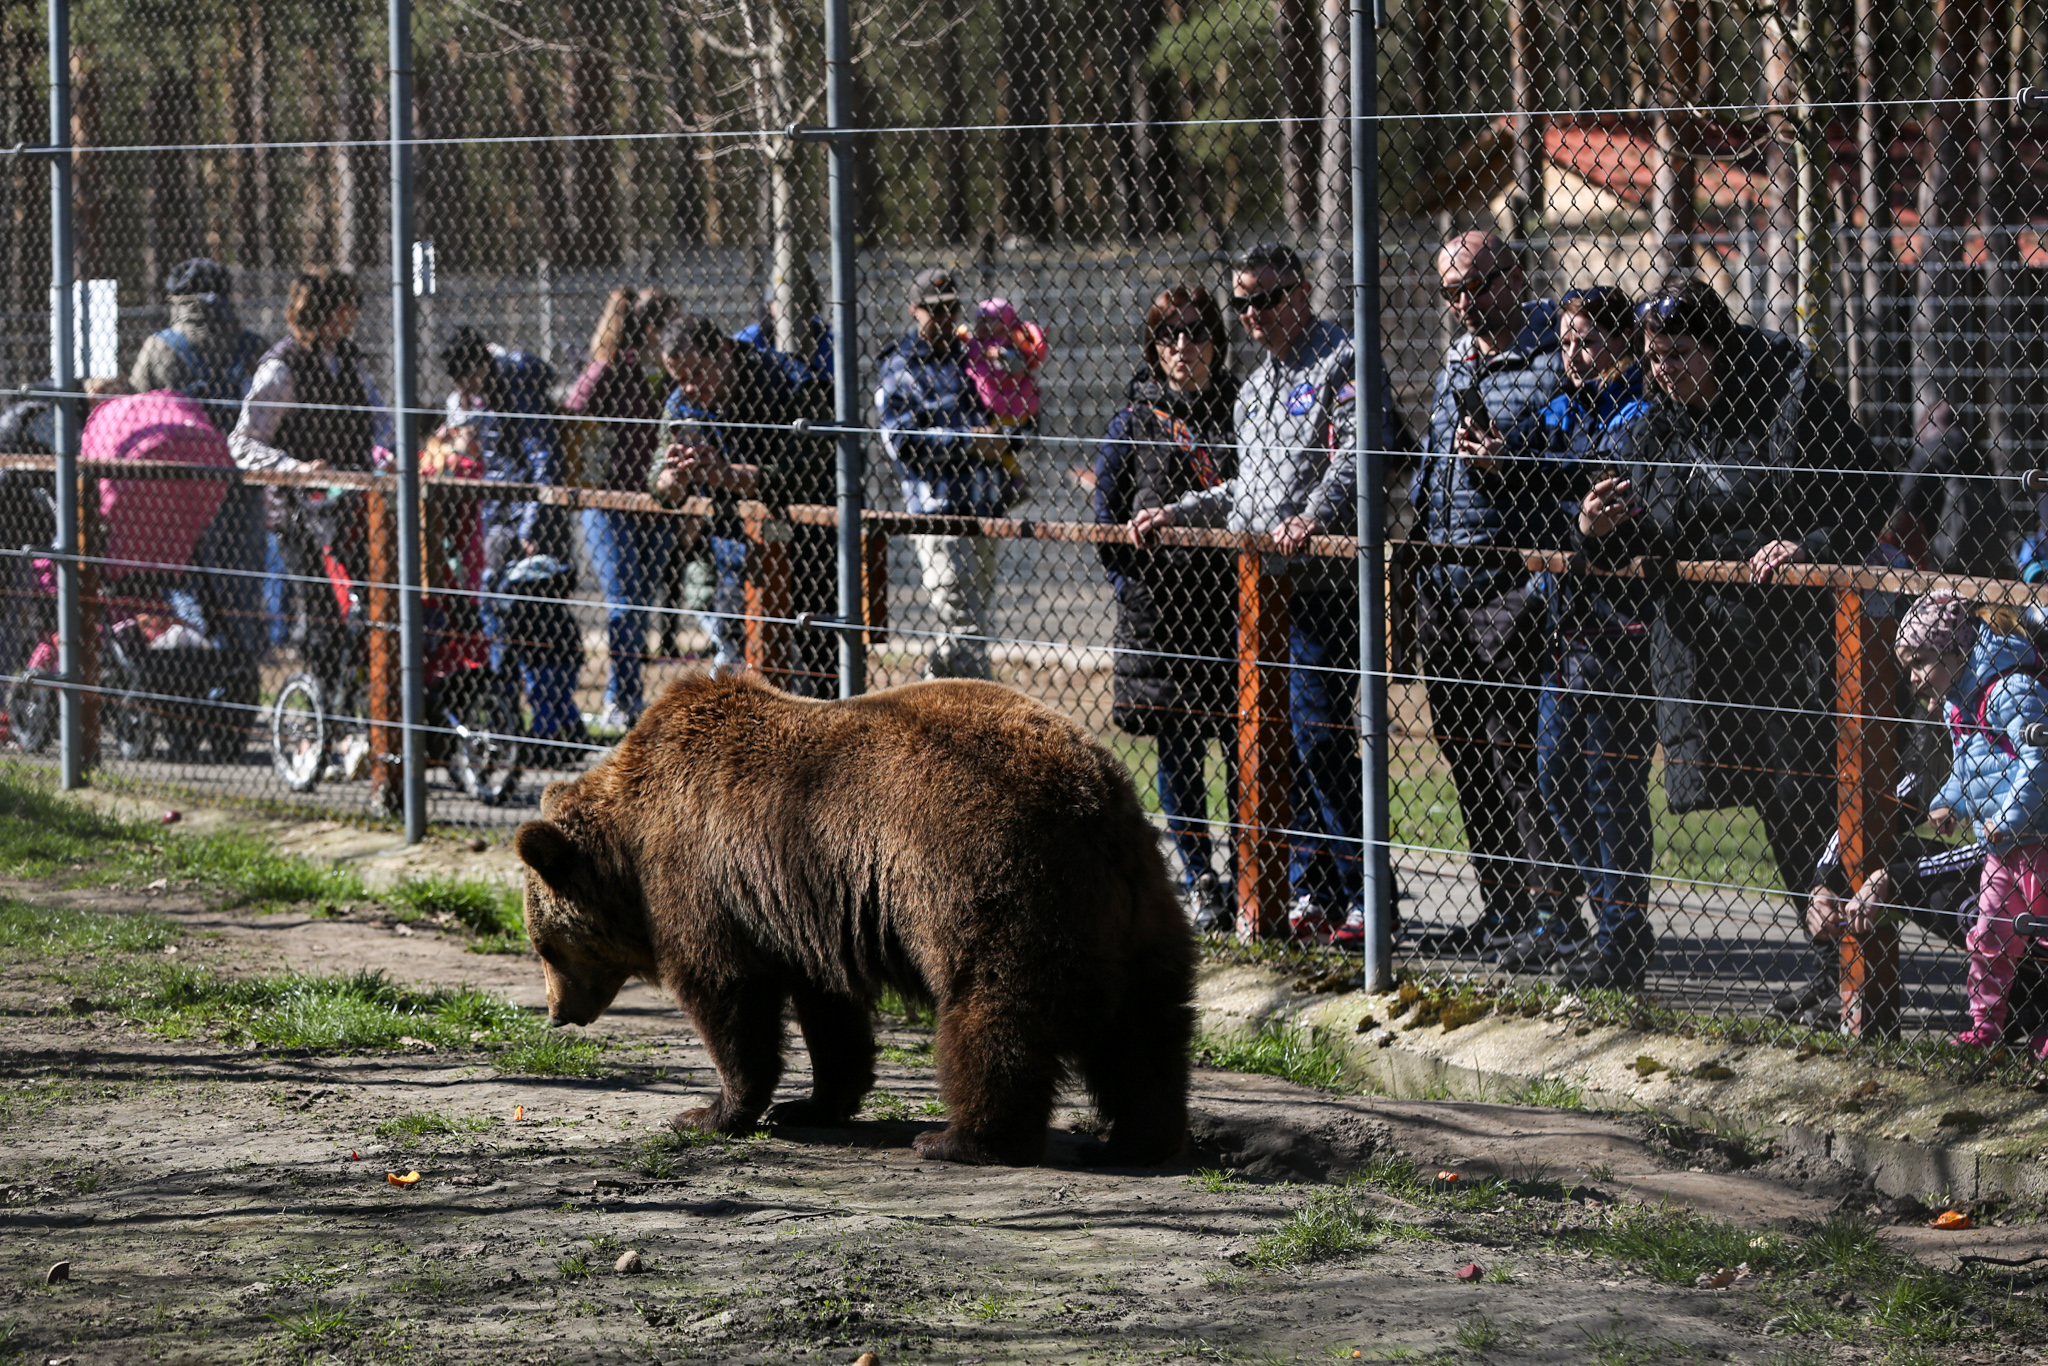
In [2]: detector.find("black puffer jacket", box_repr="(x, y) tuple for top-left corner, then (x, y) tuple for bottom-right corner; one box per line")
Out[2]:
(1585, 326), (1889, 815)
(1095, 372), (1240, 738)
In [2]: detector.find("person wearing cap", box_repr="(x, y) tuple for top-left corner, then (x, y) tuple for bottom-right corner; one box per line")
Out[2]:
(1130, 242), (1412, 944)
(1892, 592), (2048, 1050)
(132, 257), (272, 660)
(876, 267), (1012, 681)
(1578, 274), (1887, 994)
(131, 257), (266, 433)
(1406, 230), (1578, 962)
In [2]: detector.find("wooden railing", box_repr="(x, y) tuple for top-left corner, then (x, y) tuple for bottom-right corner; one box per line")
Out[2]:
(33, 450), (2039, 1037)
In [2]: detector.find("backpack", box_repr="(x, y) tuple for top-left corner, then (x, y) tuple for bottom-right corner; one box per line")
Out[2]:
(1948, 664), (2048, 759)
(154, 328), (262, 422)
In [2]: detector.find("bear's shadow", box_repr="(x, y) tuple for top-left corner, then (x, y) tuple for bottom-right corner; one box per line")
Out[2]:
(764, 1118), (1185, 1172)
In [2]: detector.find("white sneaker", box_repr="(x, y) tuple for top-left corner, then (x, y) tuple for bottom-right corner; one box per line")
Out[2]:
(338, 732), (371, 781)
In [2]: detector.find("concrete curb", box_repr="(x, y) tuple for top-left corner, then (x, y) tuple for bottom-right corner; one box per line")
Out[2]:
(1198, 961), (2048, 1206)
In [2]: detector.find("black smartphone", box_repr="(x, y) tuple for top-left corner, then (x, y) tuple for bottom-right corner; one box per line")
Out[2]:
(1453, 383), (1490, 430)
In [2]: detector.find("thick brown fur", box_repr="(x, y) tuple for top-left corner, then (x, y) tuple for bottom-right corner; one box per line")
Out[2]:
(513, 671), (1196, 1167)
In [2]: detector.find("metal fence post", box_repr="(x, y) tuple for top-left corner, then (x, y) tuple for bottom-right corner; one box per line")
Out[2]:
(1353, 0), (1392, 991)
(824, 0), (864, 698)
(48, 0), (81, 791)
(389, 0), (426, 841)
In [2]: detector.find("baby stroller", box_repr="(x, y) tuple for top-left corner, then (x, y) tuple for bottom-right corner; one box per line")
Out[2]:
(268, 492), (526, 806)
(9, 392), (257, 761)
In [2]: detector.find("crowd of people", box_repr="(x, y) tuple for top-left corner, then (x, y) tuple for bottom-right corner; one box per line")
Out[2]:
(37, 238), (2048, 1045)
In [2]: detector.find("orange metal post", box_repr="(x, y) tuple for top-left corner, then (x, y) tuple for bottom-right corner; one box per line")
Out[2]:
(863, 528), (889, 646)
(1236, 551), (1293, 940)
(366, 484), (402, 817)
(1835, 588), (1900, 1037)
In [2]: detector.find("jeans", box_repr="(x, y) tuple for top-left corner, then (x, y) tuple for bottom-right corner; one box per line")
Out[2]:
(580, 508), (671, 715)
(477, 573), (583, 744)
(699, 534), (750, 672)
(911, 533), (999, 680)
(1536, 684), (1654, 967)
(1287, 579), (1363, 909)
(263, 530), (289, 647)
(1156, 723), (1238, 893)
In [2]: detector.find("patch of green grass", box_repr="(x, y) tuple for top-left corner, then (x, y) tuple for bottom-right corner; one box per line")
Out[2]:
(632, 1125), (753, 1179)
(1453, 1312), (1505, 1349)
(84, 960), (579, 1065)
(967, 1292), (1008, 1321)
(267, 1305), (354, 1343)
(494, 1031), (606, 1077)
(1198, 1020), (1353, 1092)
(1580, 1318), (1661, 1366)
(1867, 1273), (1972, 1344)
(556, 1253), (591, 1279)
(1510, 1073), (1584, 1109)
(388, 874), (523, 939)
(375, 1112), (493, 1140)
(1245, 1188), (1378, 1269)
(1563, 1202), (1791, 1284)
(1187, 1167), (1246, 1194)
(1799, 1210), (1890, 1279)
(874, 985), (934, 1027)
(0, 899), (177, 958)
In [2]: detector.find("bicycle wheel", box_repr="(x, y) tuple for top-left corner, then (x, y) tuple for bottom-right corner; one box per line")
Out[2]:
(270, 671), (327, 793)
(8, 668), (54, 753)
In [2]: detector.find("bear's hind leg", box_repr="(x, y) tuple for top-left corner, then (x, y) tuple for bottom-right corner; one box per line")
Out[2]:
(1079, 965), (1194, 1166)
(676, 979), (788, 1135)
(912, 996), (1058, 1166)
(766, 985), (875, 1126)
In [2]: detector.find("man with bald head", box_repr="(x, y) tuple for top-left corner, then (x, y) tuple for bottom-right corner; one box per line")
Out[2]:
(1411, 231), (1578, 958)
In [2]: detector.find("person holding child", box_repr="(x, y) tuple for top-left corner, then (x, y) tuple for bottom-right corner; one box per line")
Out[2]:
(1894, 591), (2048, 1052)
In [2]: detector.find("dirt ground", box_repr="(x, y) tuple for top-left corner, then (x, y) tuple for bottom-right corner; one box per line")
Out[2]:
(1, 880), (2042, 1365)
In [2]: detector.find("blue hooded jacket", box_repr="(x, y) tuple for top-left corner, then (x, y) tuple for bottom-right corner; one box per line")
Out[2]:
(1932, 625), (2048, 848)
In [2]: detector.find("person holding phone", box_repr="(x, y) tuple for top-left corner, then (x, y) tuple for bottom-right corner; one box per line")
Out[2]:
(1579, 275), (1888, 1001)
(1409, 231), (1576, 958)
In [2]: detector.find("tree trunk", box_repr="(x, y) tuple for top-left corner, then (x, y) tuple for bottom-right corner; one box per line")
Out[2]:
(1315, 0), (1346, 312)
(1978, 0), (2017, 474)
(1506, 0), (1544, 239)
(1760, 4), (1799, 336)
(1851, 0), (1892, 429)
(1916, 0), (1972, 429)
(998, 0), (1053, 242)
(1109, 0), (1161, 241)
(1652, 0), (1700, 276)
(934, 0), (971, 243)
(660, 0), (706, 245)
(1274, 0), (1315, 246)
(560, 0), (618, 269)
(507, 61), (570, 271)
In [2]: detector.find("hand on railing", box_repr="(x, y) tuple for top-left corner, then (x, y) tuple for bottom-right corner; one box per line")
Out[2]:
(1129, 504), (1177, 546)
(1749, 539), (1808, 585)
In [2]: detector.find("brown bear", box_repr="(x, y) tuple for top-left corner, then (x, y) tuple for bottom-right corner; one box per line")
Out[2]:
(513, 670), (1196, 1166)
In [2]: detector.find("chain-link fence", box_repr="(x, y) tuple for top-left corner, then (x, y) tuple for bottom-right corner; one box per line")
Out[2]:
(5, 0), (2047, 1046)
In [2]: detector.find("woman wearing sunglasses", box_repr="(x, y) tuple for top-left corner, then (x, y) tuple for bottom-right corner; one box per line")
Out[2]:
(1095, 285), (1241, 933)
(1576, 275), (1889, 1001)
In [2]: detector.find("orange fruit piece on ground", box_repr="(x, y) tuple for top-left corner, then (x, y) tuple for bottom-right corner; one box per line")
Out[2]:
(387, 1171), (422, 1186)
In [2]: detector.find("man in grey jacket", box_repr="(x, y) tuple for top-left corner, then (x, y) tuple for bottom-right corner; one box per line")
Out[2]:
(1133, 242), (1408, 944)
(1410, 231), (1578, 960)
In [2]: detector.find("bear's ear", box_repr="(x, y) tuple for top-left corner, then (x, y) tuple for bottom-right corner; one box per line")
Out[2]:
(515, 820), (590, 898)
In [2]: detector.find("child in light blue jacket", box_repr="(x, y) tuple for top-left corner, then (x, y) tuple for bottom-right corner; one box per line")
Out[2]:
(1899, 592), (2048, 1049)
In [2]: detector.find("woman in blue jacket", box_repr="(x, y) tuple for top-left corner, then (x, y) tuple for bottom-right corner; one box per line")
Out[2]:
(1465, 287), (1653, 987)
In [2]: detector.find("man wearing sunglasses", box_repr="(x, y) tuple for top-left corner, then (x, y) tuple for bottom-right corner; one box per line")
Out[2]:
(1131, 242), (1411, 944)
(1410, 230), (1578, 958)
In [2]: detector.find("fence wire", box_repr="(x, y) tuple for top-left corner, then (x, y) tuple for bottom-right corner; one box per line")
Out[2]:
(8, 0), (2048, 1047)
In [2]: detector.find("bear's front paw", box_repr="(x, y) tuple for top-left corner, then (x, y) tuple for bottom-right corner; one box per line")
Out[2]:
(670, 1105), (756, 1136)
(912, 1125), (1030, 1166)
(764, 1097), (855, 1128)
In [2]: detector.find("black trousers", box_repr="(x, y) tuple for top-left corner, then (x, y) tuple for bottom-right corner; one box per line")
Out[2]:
(1417, 590), (1578, 929)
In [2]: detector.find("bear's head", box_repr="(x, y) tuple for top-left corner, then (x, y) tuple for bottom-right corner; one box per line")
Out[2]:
(514, 804), (651, 1028)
